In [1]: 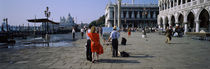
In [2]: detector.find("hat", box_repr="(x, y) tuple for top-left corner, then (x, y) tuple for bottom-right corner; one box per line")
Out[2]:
(113, 26), (117, 30)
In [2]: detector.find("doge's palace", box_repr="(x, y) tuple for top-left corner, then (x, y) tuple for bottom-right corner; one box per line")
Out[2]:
(158, 0), (210, 33)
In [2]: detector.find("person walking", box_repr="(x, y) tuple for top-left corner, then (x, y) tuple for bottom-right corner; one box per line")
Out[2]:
(128, 28), (131, 37)
(142, 28), (147, 38)
(72, 27), (76, 39)
(81, 28), (84, 39)
(86, 25), (92, 61)
(108, 26), (120, 57)
(165, 27), (173, 44)
(88, 26), (103, 63)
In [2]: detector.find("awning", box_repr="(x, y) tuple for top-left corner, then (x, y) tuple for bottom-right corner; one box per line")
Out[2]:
(27, 18), (59, 24)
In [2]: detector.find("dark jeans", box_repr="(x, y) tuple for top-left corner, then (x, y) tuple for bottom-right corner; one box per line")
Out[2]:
(112, 39), (118, 57)
(73, 33), (75, 39)
(81, 32), (84, 38)
(86, 39), (92, 61)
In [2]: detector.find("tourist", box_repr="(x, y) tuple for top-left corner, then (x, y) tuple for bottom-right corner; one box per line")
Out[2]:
(142, 28), (147, 38)
(108, 26), (120, 57)
(165, 27), (173, 43)
(86, 25), (92, 61)
(72, 27), (76, 39)
(88, 26), (103, 63)
(81, 28), (84, 39)
(128, 28), (131, 37)
(99, 26), (103, 36)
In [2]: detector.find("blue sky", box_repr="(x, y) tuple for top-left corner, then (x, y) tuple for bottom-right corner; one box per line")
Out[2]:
(0, 0), (158, 26)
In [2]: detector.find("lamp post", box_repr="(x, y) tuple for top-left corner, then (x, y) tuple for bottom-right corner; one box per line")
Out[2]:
(44, 6), (51, 34)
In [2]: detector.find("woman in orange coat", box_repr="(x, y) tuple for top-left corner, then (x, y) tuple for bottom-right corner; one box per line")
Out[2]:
(128, 28), (131, 36)
(88, 26), (103, 63)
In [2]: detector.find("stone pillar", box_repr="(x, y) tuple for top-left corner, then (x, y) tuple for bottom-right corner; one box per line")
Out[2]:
(169, 21), (172, 29)
(175, 20), (179, 26)
(169, 0), (171, 8)
(131, 11), (135, 18)
(184, 22), (188, 33)
(173, 0), (175, 7)
(137, 11), (140, 18)
(118, 0), (122, 28)
(121, 11), (124, 18)
(148, 11), (151, 19)
(181, 0), (183, 5)
(163, 19), (166, 30)
(114, 5), (117, 27)
(108, 22), (112, 27)
(177, 0), (179, 6)
(153, 11), (156, 19)
(195, 20), (200, 32)
(132, 23), (134, 28)
(126, 11), (129, 18)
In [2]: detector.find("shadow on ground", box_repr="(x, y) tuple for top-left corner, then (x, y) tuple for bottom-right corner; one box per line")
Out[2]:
(99, 59), (140, 63)
(129, 55), (155, 58)
(168, 42), (190, 44)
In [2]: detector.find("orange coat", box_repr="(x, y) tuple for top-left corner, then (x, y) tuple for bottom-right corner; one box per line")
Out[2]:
(88, 33), (103, 55)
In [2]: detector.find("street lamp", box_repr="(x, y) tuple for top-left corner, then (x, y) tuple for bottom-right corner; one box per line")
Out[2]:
(44, 6), (51, 34)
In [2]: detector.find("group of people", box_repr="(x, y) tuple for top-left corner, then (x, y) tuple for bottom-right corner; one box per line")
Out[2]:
(165, 26), (185, 44)
(85, 25), (120, 63)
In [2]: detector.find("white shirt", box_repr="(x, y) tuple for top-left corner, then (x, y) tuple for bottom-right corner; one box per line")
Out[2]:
(81, 28), (84, 32)
(86, 29), (91, 39)
(72, 29), (75, 33)
(110, 30), (120, 39)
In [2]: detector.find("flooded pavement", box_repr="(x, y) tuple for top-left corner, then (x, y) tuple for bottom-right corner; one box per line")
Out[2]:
(0, 33), (83, 50)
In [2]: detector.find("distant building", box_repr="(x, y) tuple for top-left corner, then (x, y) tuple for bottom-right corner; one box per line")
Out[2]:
(105, 3), (159, 28)
(158, 0), (210, 32)
(59, 13), (76, 30)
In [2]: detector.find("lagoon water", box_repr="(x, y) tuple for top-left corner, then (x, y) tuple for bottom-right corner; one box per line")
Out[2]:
(0, 33), (83, 51)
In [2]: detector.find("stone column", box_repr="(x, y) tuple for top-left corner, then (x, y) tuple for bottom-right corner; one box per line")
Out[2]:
(153, 11), (156, 19)
(177, 0), (179, 6)
(184, 21), (188, 33)
(131, 11), (135, 18)
(121, 11), (124, 18)
(163, 19), (166, 30)
(108, 22), (112, 27)
(173, 0), (175, 7)
(169, 0), (171, 8)
(169, 20), (172, 29)
(118, 0), (122, 28)
(126, 11), (129, 18)
(137, 11), (140, 18)
(114, 5), (117, 27)
(181, 0), (183, 5)
(148, 11), (151, 19)
(195, 20), (200, 32)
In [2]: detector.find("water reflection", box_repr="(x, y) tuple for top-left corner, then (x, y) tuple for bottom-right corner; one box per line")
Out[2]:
(0, 33), (80, 50)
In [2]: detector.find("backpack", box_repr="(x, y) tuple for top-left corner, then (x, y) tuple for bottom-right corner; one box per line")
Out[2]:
(120, 51), (130, 57)
(121, 37), (127, 45)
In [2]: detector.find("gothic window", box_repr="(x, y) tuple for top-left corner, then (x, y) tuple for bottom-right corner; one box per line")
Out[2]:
(178, 0), (181, 5)
(171, 1), (173, 7)
(183, 0), (186, 4)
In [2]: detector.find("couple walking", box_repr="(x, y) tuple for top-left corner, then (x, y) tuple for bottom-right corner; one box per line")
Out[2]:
(86, 25), (103, 63)
(86, 26), (120, 63)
